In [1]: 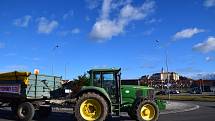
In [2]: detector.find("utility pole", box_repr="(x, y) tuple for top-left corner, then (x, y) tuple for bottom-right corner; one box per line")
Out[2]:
(202, 79), (204, 92)
(65, 64), (67, 80)
(199, 79), (202, 92)
(155, 40), (170, 100)
(165, 50), (170, 100)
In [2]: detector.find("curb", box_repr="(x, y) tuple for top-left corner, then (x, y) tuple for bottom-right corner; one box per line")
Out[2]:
(160, 104), (200, 114)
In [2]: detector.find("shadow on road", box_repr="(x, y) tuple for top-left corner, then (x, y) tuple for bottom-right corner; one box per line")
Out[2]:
(205, 106), (215, 109)
(0, 109), (76, 121)
(0, 109), (133, 121)
(0, 109), (15, 120)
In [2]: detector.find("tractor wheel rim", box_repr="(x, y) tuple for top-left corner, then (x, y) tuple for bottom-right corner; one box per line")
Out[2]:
(80, 99), (102, 121)
(140, 104), (156, 121)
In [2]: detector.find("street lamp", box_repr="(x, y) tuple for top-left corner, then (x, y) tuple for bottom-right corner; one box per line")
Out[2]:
(34, 69), (39, 98)
(155, 40), (170, 100)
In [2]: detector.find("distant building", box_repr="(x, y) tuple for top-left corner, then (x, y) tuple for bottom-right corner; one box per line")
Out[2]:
(140, 68), (192, 89)
(150, 68), (179, 81)
(192, 80), (215, 92)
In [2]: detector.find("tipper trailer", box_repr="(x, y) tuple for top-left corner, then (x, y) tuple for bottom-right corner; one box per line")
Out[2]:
(0, 71), (62, 121)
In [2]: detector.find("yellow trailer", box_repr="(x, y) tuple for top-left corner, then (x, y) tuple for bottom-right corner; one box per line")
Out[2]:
(0, 71), (62, 121)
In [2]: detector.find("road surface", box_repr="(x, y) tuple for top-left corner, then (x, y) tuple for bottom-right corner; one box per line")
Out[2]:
(0, 101), (214, 121)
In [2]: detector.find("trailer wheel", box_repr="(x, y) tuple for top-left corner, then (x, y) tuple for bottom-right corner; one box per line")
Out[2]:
(135, 101), (159, 121)
(75, 92), (108, 121)
(16, 102), (35, 121)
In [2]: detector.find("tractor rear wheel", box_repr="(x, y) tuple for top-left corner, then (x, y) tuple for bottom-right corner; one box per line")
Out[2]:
(74, 92), (108, 121)
(16, 102), (35, 121)
(135, 100), (159, 121)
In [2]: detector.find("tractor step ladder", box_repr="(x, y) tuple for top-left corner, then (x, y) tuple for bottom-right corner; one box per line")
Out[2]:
(112, 103), (120, 116)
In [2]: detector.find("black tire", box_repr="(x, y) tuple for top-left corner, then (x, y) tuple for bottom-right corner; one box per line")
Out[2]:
(135, 100), (159, 121)
(16, 102), (35, 121)
(38, 105), (52, 118)
(74, 92), (108, 121)
(127, 108), (137, 120)
(128, 98), (142, 120)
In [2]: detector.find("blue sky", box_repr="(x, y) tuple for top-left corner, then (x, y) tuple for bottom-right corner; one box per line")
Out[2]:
(0, 0), (215, 79)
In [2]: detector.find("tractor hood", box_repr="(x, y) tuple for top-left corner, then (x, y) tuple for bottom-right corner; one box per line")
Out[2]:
(121, 85), (154, 90)
(121, 85), (155, 105)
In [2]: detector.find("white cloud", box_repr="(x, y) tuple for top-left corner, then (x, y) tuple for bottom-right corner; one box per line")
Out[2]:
(90, 0), (155, 41)
(71, 28), (80, 34)
(90, 20), (123, 41)
(13, 15), (32, 27)
(204, 0), (215, 7)
(144, 18), (162, 24)
(59, 28), (81, 36)
(206, 56), (214, 62)
(173, 28), (204, 40)
(111, 0), (132, 9)
(193, 36), (215, 53)
(37, 17), (58, 34)
(86, 0), (101, 9)
(143, 28), (154, 36)
(63, 10), (74, 20)
(101, 0), (112, 19)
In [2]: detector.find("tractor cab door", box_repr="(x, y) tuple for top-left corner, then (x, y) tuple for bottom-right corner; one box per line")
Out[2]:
(102, 73), (117, 101)
(93, 72), (118, 100)
(93, 71), (121, 115)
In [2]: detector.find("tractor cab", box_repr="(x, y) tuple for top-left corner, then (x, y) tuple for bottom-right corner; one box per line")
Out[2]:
(88, 68), (121, 96)
(88, 68), (121, 114)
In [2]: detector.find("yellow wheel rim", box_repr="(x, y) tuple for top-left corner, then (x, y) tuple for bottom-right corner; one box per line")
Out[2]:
(140, 104), (156, 121)
(80, 99), (102, 121)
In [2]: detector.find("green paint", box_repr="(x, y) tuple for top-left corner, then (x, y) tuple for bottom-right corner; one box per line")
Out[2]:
(81, 68), (166, 113)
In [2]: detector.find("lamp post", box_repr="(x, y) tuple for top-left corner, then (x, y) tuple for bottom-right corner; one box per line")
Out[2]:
(155, 40), (170, 100)
(34, 69), (39, 98)
(165, 50), (170, 100)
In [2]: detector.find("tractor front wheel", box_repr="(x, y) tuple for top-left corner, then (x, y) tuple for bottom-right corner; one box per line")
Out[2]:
(135, 100), (159, 121)
(74, 92), (108, 121)
(127, 108), (137, 120)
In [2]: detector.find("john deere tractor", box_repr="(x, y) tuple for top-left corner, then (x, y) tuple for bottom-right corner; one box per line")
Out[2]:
(72, 68), (166, 121)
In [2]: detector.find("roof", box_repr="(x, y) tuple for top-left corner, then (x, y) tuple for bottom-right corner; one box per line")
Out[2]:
(88, 68), (121, 73)
(0, 71), (31, 85)
(0, 71), (31, 77)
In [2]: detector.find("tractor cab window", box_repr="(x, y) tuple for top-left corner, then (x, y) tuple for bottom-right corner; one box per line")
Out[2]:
(103, 73), (114, 81)
(93, 73), (101, 87)
(102, 73), (115, 97)
(102, 73), (114, 88)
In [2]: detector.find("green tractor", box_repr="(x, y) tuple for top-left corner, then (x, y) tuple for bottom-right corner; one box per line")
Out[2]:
(72, 68), (166, 121)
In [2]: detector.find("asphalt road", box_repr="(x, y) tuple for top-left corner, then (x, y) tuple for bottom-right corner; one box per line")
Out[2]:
(158, 101), (215, 121)
(0, 101), (214, 121)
